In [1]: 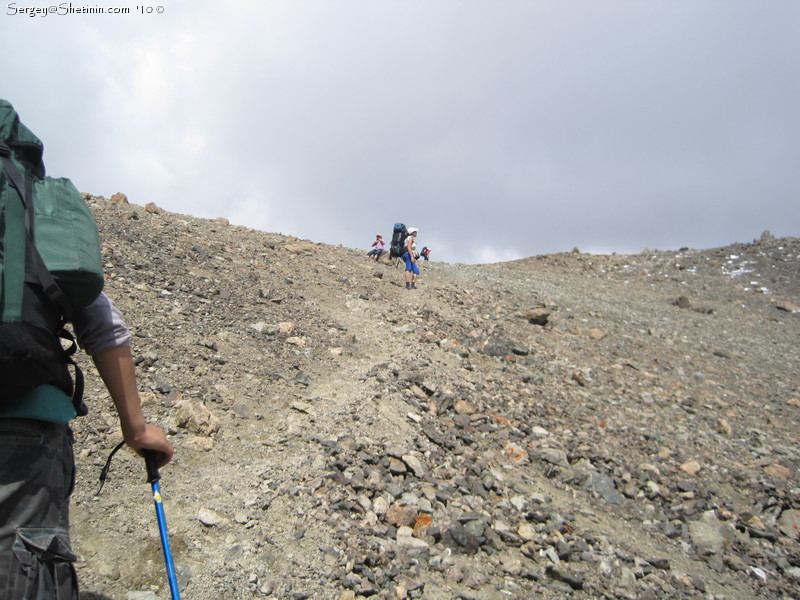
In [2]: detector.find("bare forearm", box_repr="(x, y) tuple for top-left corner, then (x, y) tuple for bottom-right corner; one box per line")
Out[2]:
(92, 345), (174, 466)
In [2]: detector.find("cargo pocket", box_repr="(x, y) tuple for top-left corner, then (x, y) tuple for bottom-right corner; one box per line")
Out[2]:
(5, 528), (78, 600)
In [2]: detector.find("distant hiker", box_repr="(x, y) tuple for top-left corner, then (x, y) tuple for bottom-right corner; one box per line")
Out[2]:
(366, 233), (385, 261)
(403, 227), (420, 289)
(420, 246), (431, 261)
(0, 99), (174, 598)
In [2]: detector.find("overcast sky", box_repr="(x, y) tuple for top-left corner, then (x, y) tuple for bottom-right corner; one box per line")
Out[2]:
(2, 0), (798, 264)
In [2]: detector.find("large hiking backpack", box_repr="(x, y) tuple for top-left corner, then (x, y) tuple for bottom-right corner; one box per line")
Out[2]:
(389, 222), (408, 258)
(0, 99), (105, 412)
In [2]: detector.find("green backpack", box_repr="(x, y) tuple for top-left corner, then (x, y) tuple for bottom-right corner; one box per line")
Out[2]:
(0, 99), (105, 411)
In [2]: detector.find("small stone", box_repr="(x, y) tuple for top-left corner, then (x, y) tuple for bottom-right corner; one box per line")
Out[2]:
(394, 574), (424, 592)
(529, 426), (550, 439)
(356, 581), (379, 597)
(402, 454), (427, 478)
(724, 554), (748, 571)
(463, 570), (488, 589)
(775, 300), (800, 313)
(763, 462), (791, 479)
(647, 558), (670, 570)
(396, 526), (430, 549)
(583, 472), (624, 505)
(777, 509), (800, 539)
(413, 514), (433, 536)
(716, 418), (733, 436)
(518, 523), (537, 541)
(372, 496), (389, 515)
(388, 457), (407, 474)
(445, 523), (481, 554)
(445, 566), (464, 584)
(689, 575), (706, 592)
(535, 448), (569, 467)
(546, 565), (584, 590)
(184, 436), (215, 451)
(385, 503), (419, 528)
(689, 511), (728, 555)
(462, 517), (487, 538)
(174, 399), (221, 436)
(251, 322), (280, 335)
(674, 296), (691, 309)
(746, 514), (766, 529)
(525, 307), (550, 326)
(198, 508), (225, 527)
(588, 328), (606, 340)
(126, 592), (159, 600)
(501, 556), (524, 575)
(679, 460), (702, 476)
(504, 442), (529, 463)
(231, 403), (254, 419)
(454, 399), (477, 414)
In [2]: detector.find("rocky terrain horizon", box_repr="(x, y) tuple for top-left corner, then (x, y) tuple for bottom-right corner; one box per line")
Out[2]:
(70, 194), (799, 600)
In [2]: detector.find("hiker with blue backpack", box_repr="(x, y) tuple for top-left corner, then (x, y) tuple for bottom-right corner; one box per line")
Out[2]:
(0, 100), (174, 598)
(388, 223), (421, 289)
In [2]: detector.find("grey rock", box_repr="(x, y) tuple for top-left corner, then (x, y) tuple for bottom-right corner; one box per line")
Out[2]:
(689, 511), (729, 555)
(583, 472), (624, 505)
(534, 448), (569, 468)
(778, 509), (800, 539)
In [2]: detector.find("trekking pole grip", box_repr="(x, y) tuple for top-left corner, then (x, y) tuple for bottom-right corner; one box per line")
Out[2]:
(144, 449), (161, 483)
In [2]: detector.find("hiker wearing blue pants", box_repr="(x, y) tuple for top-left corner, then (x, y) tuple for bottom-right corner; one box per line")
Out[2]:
(403, 227), (420, 289)
(0, 293), (174, 599)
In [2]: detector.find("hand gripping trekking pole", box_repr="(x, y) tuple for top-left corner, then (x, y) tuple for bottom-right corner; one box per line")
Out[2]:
(144, 450), (182, 600)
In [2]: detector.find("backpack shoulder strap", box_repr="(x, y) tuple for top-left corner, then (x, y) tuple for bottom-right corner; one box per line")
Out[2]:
(1, 139), (28, 322)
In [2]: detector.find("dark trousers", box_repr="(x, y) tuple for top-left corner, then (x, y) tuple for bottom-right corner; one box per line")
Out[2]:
(0, 419), (78, 600)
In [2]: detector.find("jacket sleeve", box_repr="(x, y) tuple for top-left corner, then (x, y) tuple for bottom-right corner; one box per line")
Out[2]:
(71, 292), (133, 356)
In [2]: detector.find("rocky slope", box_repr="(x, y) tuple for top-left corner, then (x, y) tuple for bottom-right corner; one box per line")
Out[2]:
(71, 195), (799, 600)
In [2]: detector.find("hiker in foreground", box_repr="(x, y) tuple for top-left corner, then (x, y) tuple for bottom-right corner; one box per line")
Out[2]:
(403, 227), (420, 289)
(0, 301), (174, 598)
(0, 99), (174, 599)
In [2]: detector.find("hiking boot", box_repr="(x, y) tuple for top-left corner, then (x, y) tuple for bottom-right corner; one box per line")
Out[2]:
(406, 282), (411, 289)
(411, 283), (417, 289)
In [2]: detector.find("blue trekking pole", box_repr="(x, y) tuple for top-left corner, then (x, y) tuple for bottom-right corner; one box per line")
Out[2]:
(144, 450), (182, 600)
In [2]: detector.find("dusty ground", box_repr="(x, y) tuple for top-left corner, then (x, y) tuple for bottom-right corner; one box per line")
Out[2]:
(69, 196), (799, 600)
